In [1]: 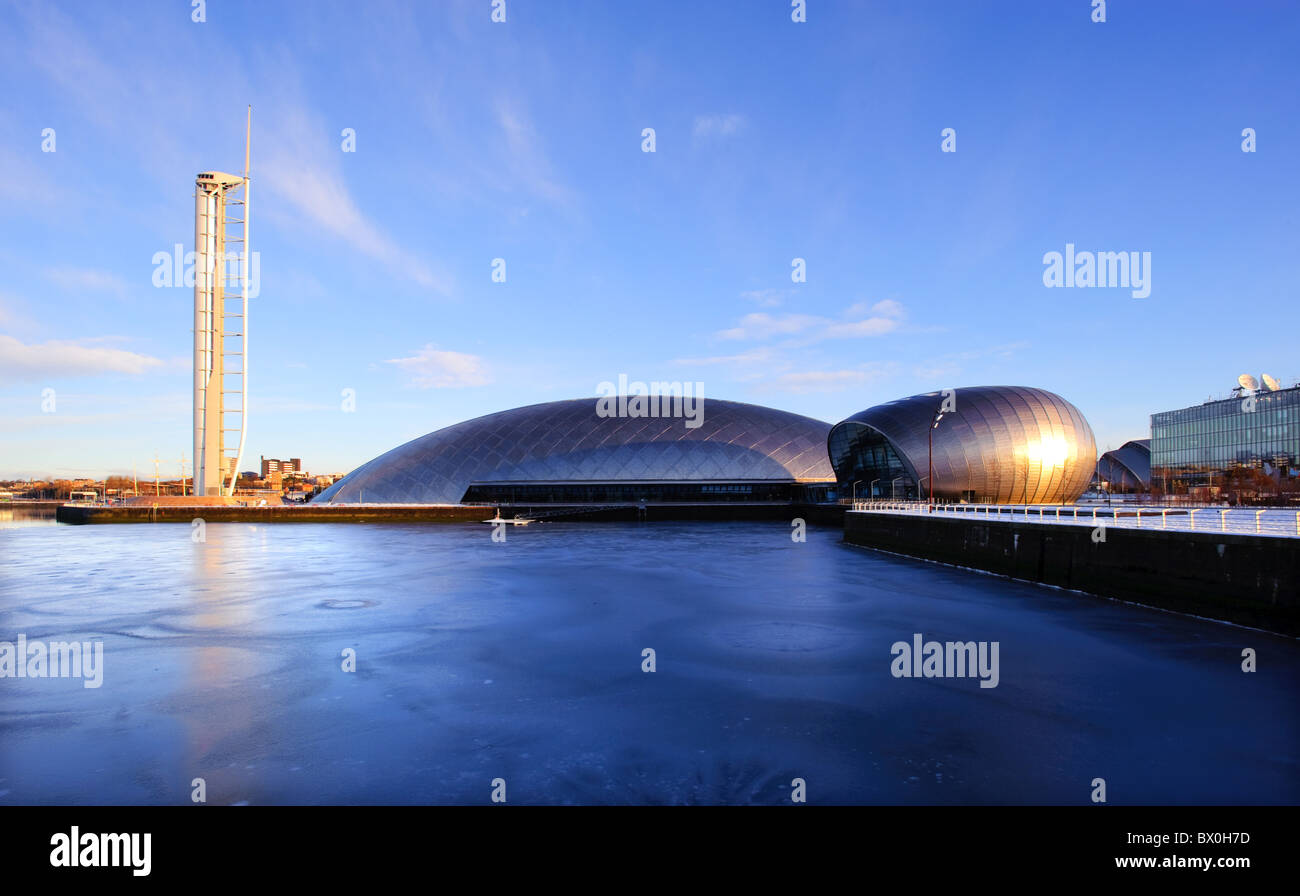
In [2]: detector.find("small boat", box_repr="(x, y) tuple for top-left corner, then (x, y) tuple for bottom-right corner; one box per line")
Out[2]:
(481, 512), (533, 525)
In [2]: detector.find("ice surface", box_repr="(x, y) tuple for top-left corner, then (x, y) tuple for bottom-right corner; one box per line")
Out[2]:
(0, 518), (1296, 805)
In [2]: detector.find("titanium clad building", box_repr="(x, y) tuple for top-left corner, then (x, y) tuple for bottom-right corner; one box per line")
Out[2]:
(316, 398), (836, 505)
(1150, 384), (1300, 493)
(828, 386), (1096, 504)
(1095, 439), (1151, 493)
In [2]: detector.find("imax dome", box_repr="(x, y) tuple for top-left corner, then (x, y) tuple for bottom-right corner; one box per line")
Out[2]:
(317, 398), (835, 505)
(828, 386), (1097, 504)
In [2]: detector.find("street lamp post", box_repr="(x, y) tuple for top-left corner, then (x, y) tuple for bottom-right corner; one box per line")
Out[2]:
(869, 478), (880, 506)
(891, 477), (903, 500)
(852, 480), (863, 506)
(929, 406), (947, 511)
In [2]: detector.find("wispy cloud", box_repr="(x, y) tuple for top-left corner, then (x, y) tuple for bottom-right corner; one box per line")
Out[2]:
(740, 288), (788, 308)
(913, 341), (1029, 381)
(0, 143), (67, 207)
(7, 3), (454, 298)
(693, 113), (746, 139)
(718, 313), (826, 341)
(385, 345), (490, 388)
(767, 363), (899, 394)
(46, 267), (129, 296)
(718, 300), (905, 343)
(670, 347), (775, 367)
(0, 334), (164, 378)
(495, 98), (573, 204)
(262, 108), (452, 294)
(0, 294), (36, 332)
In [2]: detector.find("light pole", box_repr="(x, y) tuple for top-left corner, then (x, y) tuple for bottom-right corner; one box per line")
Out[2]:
(852, 480), (863, 506)
(929, 406), (947, 511)
(870, 478), (880, 506)
(891, 477), (903, 500)
(918, 476), (930, 511)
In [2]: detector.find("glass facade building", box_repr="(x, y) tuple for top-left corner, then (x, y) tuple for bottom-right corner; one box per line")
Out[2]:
(1150, 385), (1300, 492)
(828, 386), (1096, 504)
(316, 398), (835, 505)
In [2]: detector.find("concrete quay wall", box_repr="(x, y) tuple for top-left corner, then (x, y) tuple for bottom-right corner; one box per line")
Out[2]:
(844, 511), (1299, 635)
(56, 504), (495, 524)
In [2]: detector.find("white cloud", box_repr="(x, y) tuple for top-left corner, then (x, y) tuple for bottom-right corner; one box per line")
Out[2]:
(739, 288), (786, 307)
(46, 267), (129, 296)
(670, 348), (775, 367)
(911, 341), (1029, 382)
(262, 109), (451, 294)
(385, 345), (490, 388)
(718, 300), (905, 343)
(495, 98), (572, 204)
(844, 299), (904, 319)
(693, 114), (746, 138)
(823, 316), (900, 339)
(0, 334), (164, 378)
(769, 367), (895, 393)
(718, 313), (825, 341)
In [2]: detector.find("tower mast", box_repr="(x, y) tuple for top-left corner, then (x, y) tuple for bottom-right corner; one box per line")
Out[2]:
(193, 109), (252, 497)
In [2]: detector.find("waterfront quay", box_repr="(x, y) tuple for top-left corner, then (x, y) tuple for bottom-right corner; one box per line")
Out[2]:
(845, 504), (1300, 635)
(55, 502), (495, 524)
(54, 500), (848, 525)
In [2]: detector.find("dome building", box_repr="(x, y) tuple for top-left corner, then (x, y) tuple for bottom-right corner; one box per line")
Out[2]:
(315, 398), (836, 505)
(828, 386), (1096, 504)
(1094, 439), (1151, 493)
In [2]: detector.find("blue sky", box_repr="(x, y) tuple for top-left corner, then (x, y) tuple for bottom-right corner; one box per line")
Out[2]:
(1, 0), (1296, 479)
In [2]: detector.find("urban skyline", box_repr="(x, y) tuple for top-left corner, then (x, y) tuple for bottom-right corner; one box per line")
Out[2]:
(2, 1), (1298, 480)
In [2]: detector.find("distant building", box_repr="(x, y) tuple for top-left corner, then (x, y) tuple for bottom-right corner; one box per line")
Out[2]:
(260, 456), (303, 478)
(1094, 439), (1151, 493)
(1151, 383), (1299, 494)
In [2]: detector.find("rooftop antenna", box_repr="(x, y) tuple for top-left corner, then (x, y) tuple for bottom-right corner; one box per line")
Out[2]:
(1262, 373), (1281, 392)
(1237, 373), (1258, 393)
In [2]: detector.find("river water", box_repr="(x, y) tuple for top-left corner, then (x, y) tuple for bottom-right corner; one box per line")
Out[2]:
(1, 513), (1296, 804)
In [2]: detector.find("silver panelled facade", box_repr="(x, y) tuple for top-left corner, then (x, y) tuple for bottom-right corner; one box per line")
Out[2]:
(317, 398), (835, 504)
(828, 386), (1097, 504)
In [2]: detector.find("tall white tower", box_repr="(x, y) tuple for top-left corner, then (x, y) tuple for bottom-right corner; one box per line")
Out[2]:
(193, 108), (251, 497)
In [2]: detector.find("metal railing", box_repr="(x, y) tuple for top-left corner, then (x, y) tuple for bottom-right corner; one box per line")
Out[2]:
(848, 501), (1300, 538)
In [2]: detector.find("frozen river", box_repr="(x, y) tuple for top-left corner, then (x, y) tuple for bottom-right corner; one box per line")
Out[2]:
(1, 515), (1296, 804)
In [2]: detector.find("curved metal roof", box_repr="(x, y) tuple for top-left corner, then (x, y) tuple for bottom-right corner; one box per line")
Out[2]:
(829, 386), (1097, 504)
(317, 398), (834, 504)
(1096, 439), (1151, 491)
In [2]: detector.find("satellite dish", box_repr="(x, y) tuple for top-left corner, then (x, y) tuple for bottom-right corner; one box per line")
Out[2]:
(1262, 373), (1281, 392)
(1238, 374), (1258, 392)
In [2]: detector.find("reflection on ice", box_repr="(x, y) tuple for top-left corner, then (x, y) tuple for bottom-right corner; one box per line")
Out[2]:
(0, 520), (1296, 805)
